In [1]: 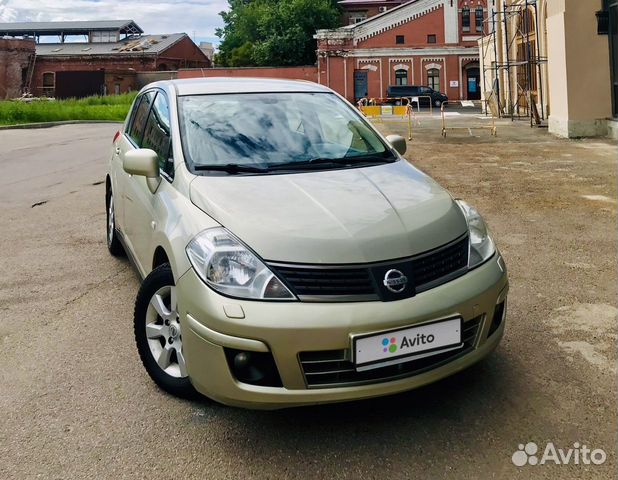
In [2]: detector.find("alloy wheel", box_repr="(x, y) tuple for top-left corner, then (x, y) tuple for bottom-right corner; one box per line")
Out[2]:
(145, 285), (187, 378)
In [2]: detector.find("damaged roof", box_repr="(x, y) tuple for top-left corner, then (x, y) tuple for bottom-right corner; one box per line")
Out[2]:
(35, 33), (187, 56)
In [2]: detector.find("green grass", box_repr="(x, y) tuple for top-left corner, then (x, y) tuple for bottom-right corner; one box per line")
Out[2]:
(0, 92), (137, 126)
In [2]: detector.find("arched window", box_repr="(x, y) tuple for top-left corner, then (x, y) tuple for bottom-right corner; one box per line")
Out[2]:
(427, 68), (440, 91)
(475, 7), (484, 32)
(462, 7), (471, 32)
(395, 69), (408, 86)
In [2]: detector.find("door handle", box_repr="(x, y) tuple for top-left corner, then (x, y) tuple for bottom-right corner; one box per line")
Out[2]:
(115, 147), (121, 155)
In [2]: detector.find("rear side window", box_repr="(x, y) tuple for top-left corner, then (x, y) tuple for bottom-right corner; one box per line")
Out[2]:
(127, 91), (155, 146)
(142, 93), (173, 178)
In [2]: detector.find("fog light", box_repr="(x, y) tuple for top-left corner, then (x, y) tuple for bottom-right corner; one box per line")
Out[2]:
(225, 348), (283, 387)
(233, 352), (250, 369)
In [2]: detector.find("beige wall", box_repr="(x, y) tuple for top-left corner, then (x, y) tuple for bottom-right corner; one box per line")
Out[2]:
(547, 0), (612, 137)
(480, 0), (613, 138)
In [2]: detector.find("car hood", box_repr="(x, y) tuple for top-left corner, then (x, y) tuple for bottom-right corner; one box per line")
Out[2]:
(189, 161), (467, 264)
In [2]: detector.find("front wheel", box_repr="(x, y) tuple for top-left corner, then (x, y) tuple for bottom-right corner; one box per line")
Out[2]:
(134, 264), (196, 398)
(434, 99), (443, 108)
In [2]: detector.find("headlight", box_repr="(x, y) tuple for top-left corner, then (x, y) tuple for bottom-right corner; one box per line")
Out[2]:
(186, 228), (295, 300)
(455, 200), (496, 269)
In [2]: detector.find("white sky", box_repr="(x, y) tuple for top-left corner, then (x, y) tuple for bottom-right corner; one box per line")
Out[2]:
(0, 0), (227, 44)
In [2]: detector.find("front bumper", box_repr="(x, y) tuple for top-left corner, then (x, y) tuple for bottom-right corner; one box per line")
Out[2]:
(176, 254), (508, 409)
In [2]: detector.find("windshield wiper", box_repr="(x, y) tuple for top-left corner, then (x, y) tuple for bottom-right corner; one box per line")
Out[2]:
(268, 155), (396, 171)
(193, 163), (270, 174)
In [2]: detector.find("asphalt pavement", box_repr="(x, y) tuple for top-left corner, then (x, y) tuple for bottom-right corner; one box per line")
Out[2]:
(0, 122), (615, 479)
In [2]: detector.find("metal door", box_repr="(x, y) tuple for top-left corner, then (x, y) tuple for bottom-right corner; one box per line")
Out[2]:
(354, 70), (368, 100)
(55, 71), (104, 99)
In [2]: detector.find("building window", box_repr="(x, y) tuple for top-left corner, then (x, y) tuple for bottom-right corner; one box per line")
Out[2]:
(462, 8), (471, 32)
(91, 30), (118, 43)
(396, 35), (405, 44)
(427, 34), (436, 43)
(42, 72), (55, 96)
(349, 11), (367, 24)
(476, 7), (484, 32)
(427, 68), (440, 91)
(395, 69), (408, 85)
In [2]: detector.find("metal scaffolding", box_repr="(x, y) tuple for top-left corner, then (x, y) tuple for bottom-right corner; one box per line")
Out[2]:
(481, 0), (547, 125)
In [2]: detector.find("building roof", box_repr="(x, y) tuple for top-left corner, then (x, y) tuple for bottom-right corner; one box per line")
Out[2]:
(316, 0), (447, 44)
(35, 33), (187, 57)
(0, 20), (143, 36)
(338, 0), (406, 4)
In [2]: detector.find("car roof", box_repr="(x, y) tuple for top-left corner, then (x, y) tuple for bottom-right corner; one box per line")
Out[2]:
(148, 77), (332, 96)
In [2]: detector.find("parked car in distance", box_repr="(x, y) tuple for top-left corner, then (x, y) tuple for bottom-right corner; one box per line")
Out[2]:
(106, 77), (508, 409)
(386, 85), (448, 107)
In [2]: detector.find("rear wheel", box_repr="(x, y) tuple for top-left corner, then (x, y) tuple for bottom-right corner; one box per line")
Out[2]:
(106, 190), (124, 256)
(134, 264), (195, 398)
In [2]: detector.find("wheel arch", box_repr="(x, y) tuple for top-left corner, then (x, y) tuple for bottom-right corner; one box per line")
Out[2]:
(105, 174), (112, 207)
(153, 246), (170, 271)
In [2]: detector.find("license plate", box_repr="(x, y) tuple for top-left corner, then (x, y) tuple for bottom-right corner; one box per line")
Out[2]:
(353, 317), (463, 371)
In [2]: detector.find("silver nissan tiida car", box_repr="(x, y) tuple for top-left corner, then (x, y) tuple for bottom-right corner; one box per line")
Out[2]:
(106, 78), (508, 409)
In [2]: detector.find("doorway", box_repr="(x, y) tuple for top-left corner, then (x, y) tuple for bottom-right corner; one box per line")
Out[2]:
(466, 66), (481, 100)
(354, 70), (368, 100)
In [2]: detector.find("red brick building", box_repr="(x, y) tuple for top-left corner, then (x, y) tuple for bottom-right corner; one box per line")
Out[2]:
(0, 38), (35, 99)
(316, 0), (488, 102)
(339, 0), (408, 25)
(0, 20), (210, 98)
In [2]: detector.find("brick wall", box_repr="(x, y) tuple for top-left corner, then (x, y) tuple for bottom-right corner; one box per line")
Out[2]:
(0, 38), (35, 99)
(178, 66), (318, 82)
(158, 36), (211, 70)
(32, 56), (157, 97)
(357, 7), (445, 47)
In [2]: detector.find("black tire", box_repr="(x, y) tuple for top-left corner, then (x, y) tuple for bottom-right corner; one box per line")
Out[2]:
(106, 189), (125, 256)
(134, 264), (196, 398)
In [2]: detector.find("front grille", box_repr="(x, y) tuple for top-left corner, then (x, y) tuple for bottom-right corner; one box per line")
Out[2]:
(271, 266), (376, 298)
(298, 316), (482, 388)
(412, 237), (469, 291)
(268, 235), (468, 302)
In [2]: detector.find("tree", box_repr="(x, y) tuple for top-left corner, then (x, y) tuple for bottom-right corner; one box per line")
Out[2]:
(215, 0), (341, 67)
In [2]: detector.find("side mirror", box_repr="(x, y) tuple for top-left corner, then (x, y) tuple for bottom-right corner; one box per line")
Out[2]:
(386, 134), (407, 155)
(123, 149), (161, 193)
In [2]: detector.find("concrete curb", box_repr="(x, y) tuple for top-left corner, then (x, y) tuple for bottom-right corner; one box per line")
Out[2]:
(0, 120), (123, 130)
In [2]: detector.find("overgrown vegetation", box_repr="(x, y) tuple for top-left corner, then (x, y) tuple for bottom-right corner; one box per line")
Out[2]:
(215, 0), (341, 67)
(0, 92), (137, 126)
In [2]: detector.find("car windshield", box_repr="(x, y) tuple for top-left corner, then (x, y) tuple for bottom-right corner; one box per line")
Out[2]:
(177, 92), (395, 172)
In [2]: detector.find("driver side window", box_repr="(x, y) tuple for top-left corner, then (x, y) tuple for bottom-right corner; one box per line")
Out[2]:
(127, 91), (155, 145)
(141, 92), (174, 180)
